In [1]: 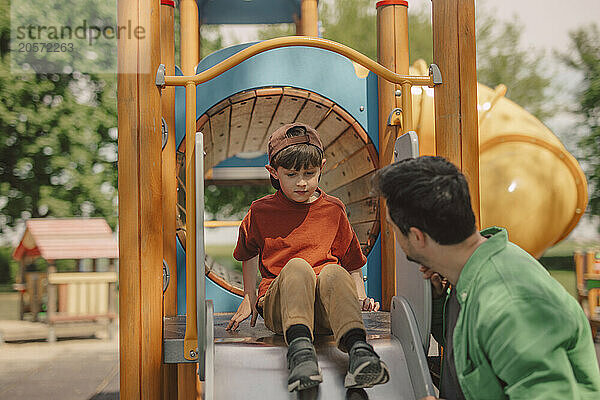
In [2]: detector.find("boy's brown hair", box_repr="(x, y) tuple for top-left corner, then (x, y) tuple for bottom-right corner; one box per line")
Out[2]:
(267, 123), (324, 189)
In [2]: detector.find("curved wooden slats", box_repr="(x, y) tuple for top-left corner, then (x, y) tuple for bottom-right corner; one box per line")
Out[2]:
(243, 88), (282, 152)
(325, 127), (367, 169)
(317, 108), (350, 148)
(328, 171), (377, 205)
(263, 88), (308, 147)
(209, 106), (231, 165)
(295, 94), (332, 128)
(353, 220), (380, 251)
(228, 92), (256, 157)
(346, 197), (379, 225)
(320, 145), (376, 191)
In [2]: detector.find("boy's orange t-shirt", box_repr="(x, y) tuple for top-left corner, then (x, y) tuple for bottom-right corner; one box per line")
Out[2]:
(233, 189), (367, 298)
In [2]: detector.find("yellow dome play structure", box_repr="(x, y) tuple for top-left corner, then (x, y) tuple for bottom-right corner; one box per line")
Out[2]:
(410, 60), (587, 258)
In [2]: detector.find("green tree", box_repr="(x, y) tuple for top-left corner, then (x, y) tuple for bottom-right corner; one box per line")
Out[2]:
(257, 0), (432, 63)
(320, 0), (432, 63)
(204, 184), (274, 220)
(563, 24), (600, 216)
(0, 1), (118, 232)
(476, 13), (554, 121)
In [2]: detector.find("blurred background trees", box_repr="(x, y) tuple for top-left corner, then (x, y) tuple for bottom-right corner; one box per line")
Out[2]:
(0, 0), (117, 237)
(317, 0), (554, 121)
(563, 25), (600, 218)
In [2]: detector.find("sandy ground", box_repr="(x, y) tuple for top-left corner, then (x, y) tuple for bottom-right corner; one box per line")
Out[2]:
(0, 334), (598, 399)
(0, 337), (119, 400)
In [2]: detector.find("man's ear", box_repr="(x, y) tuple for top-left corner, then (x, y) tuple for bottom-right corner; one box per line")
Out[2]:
(265, 165), (278, 179)
(408, 227), (427, 249)
(321, 158), (326, 171)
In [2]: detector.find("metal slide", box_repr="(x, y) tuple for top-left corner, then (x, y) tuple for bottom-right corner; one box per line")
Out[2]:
(159, 132), (435, 398)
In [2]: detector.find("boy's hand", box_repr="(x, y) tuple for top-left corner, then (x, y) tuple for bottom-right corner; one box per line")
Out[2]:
(359, 297), (380, 312)
(419, 266), (446, 298)
(226, 294), (258, 331)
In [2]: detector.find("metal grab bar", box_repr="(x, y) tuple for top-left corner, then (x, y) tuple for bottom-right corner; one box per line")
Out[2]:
(195, 132), (207, 380)
(159, 36), (441, 88)
(182, 131), (209, 380)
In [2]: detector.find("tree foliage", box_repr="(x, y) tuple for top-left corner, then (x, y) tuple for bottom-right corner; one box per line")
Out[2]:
(563, 24), (600, 216)
(320, 0), (432, 63)
(204, 184), (274, 220)
(0, 0), (229, 234)
(476, 13), (554, 121)
(0, 0), (117, 235)
(0, 0), (117, 233)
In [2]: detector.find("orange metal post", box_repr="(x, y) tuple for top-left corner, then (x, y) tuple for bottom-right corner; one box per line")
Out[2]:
(376, 0), (409, 310)
(300, 0), (319, 37)
(432, 0), (481, 225)
(117, 0), (163, 397)
(160, 1), (178, 398)
(183, 81), (198, 360)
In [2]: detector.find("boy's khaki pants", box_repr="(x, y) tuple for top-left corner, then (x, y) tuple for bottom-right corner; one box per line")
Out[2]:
(258, 258), (365, 351)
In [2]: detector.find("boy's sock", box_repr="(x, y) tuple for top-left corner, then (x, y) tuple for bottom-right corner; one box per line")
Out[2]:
(286, 324), (311, 343)
(340, 328), (367, 352)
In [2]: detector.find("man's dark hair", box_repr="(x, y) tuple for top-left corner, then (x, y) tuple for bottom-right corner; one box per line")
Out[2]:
(372, 156), (476, 245)
(269, 126), (324, 189)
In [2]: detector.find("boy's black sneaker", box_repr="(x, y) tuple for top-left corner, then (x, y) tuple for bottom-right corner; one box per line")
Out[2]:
(344, 341), (390, 388)
(286, 337), (323, 392)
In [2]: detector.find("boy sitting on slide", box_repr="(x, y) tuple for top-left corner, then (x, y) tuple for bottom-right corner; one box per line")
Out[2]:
(226, 122), (389, 392)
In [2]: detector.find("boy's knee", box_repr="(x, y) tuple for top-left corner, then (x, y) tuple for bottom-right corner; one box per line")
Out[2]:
(319, 264), (351, 286)
(282, 258), (316, 280)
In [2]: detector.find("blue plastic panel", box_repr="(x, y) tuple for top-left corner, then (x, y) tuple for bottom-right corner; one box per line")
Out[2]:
(214, 154), (268, 169)
(198, 0), (300, 25)
(175, 43), (379, 150)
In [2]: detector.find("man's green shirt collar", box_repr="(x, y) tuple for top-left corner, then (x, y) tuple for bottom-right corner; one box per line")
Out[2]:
(455, 227), (507, 304)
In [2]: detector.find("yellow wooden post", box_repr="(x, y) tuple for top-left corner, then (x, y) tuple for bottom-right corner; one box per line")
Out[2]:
(160, 0), (178, 398)
(300, 0), (319, 37)
(376, 0), (409, 310)
(432, 0), (481, 225)
(117, 0), (163, 397)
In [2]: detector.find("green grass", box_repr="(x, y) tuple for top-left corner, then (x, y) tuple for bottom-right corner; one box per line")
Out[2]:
(542, 240), (600, 257)
(549, 270), (577, 299)
(206, 244), (241, 273)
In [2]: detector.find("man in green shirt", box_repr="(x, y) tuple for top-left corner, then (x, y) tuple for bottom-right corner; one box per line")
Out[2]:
(373, 156), (600, 399)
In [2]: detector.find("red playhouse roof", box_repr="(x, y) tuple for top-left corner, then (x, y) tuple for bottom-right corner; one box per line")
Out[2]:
(12, 218), (118, 261)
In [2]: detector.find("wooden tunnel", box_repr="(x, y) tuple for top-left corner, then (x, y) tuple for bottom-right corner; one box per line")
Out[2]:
(175, 86), (381, 295)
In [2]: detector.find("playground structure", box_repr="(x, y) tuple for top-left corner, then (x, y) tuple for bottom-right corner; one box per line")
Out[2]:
(575, 252), (600, 339)
(9, 218), (118, 342)
(117, 0), (588, 398)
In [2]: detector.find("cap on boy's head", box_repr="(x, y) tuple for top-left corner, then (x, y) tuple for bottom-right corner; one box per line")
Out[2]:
(267, 123), (323, 164)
